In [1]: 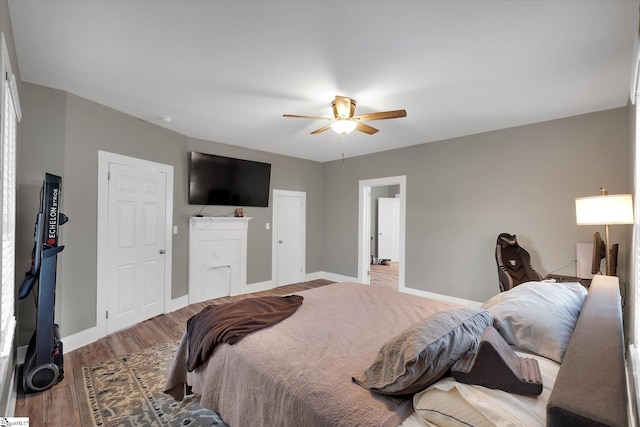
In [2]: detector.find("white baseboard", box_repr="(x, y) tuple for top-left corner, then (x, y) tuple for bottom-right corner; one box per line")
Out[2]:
(6, 365), (16, 417)
(61, 325), (102, 353)
(306, 271), (359, 283)
(1, 352), (18, 418)
(16, 345), (26, 364)
(305, 271), (482, 308)
(243, 279), (275, 293)
(400, 286), (483, 308)
(167, 295), (189, 312)
(628, 344), (639, 427)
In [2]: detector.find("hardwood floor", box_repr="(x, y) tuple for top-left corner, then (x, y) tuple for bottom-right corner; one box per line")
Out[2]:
(14, 279), (333, 427)
(370, 261), (399, 289)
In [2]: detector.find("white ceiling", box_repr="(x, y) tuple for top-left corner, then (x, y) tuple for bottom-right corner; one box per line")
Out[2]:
(7, 0), (639, 162)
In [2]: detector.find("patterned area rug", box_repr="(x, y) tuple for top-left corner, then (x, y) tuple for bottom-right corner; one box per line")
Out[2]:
(74, 342), (228, 426)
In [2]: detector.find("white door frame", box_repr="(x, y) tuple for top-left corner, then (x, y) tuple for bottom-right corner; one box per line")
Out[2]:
(96, 150), (173, 336)
(272, 189), (306, 286)
(358, 176), (406, 288)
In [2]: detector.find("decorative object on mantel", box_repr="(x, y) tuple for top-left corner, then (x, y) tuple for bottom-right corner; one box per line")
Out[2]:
(451, 326), (543, 396)
(575, 188), (633, 276)
(234, 207), (244, 217)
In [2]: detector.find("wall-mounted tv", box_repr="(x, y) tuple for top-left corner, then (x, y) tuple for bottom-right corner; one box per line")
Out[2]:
(188, 151), (271, 207)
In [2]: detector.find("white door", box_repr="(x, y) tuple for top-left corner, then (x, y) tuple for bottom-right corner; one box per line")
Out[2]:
(273, 190), (305, 287)
(378, 197), (399, 261)
(106, 163), (167, 334)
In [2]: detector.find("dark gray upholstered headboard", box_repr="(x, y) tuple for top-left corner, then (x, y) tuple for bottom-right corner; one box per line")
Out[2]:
(547, 275), (627, 426)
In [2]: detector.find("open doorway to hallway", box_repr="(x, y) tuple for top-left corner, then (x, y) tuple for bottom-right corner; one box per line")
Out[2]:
(370, 186), (400, 288)
(358, 176), (406, 291)
(370, 261), (399, 289)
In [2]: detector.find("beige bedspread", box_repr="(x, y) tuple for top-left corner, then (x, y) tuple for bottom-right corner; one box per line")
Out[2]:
(165, 282), (460, 427)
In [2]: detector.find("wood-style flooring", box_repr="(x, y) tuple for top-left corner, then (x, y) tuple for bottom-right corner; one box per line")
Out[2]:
(14, 279), (334, 427)
(370, 261), (399, 289)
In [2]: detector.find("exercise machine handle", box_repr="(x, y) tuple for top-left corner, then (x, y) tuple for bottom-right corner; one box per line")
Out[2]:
(18, 212), (45, 300)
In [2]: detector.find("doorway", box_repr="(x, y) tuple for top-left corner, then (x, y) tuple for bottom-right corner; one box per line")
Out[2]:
(272, 190), (306, 286)
(376, 195), (400, 262)
(97, 151), (173, 335)
(358, 176), (406, 290)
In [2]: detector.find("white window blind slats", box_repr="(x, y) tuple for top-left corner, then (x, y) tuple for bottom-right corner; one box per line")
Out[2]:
(635, 104), (640, 345)
(0, 78), (16, 359)
(0, 32), (17, 363)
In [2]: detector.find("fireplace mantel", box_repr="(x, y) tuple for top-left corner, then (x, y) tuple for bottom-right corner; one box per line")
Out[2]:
(188, 216), (251, 303)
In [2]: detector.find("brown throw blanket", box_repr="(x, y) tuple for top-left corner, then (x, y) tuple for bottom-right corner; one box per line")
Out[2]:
(186, 295), (303, 371)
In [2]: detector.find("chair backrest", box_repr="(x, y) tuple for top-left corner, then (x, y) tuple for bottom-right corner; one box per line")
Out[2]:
(495, 233), (543, 292)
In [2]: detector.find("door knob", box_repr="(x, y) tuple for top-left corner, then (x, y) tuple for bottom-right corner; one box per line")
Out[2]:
(159, 249), (166, 254)
(278, 240), (283, 244)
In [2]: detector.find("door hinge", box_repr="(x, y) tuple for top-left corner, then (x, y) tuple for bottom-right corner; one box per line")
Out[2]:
(107, 171), (110, 180)
(106, 311), (109, 319)
(367, 270), (370, 276)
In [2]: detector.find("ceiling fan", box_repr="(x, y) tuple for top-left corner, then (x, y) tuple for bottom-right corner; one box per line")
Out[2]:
(283, 95), (407, 135)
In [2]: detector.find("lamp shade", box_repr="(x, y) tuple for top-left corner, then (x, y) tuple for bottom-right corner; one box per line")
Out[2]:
(331, 119), (357, 134)
(575, 194), (634, 225)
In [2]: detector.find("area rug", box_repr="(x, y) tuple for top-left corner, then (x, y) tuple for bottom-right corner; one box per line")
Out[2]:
(74, 342), (228, 426)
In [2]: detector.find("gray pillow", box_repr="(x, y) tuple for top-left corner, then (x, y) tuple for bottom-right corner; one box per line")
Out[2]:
(352, 307), (493, 395)
(481, 281), (587, 363)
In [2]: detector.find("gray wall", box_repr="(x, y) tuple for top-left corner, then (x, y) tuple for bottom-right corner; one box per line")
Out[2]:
(16, 84), (325, 344)
(323, 107), (631, 303)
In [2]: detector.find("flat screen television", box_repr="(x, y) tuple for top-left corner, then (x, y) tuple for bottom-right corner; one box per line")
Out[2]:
(188, 151), (271, 207)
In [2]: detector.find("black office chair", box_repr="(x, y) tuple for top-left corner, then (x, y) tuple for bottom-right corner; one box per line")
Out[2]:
(495, 233), (542, 292)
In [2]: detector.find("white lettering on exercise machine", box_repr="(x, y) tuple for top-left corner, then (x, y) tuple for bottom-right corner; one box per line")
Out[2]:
(48, 187), (58, 241)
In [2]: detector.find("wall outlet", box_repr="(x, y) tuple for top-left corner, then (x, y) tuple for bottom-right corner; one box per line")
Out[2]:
(173, 225), (178, 235)
(266, 223), (270, 230)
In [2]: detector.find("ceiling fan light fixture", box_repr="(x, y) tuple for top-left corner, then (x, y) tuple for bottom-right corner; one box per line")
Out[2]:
(331, 119), (357, 134)
(283, 95), (405, 135)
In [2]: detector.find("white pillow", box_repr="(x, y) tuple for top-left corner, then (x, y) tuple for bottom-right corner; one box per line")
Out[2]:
(481, 282), (587, 363)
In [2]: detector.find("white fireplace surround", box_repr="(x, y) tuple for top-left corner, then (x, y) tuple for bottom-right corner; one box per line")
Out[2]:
(188, 216), (251, 304)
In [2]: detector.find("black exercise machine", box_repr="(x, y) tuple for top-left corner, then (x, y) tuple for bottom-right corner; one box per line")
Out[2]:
(18, 173), (68, 393)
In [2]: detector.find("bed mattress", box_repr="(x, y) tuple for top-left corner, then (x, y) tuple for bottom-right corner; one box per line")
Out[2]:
(165, 282), (459, 427)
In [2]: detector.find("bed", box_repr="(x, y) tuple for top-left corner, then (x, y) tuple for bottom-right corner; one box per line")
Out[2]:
(164, 275), (628, 427)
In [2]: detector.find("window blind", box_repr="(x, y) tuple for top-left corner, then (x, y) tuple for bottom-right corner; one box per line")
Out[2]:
(0, 78), (15, 359)
(0, 33), (19, 371)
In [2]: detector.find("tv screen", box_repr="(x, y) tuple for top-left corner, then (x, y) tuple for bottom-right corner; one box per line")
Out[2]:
(188, 152), (271, 207)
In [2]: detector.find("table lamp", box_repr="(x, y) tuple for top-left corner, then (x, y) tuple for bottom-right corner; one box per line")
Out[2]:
(575, 188), (634, 276)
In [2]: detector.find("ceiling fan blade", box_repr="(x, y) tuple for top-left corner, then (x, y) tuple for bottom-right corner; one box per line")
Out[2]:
(353, 109), (407, 121)
(332, 96), (356, 118)
(310, 124), (332, 134)
(283, 114), (331, 120)
(356, 122), (379, 135)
